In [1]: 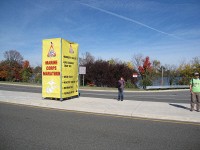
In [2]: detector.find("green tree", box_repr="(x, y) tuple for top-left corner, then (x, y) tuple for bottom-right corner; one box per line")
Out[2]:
(178, 62), (193, 85)
(164, 65), (179, 85)
(33, 66), (42, 84)
(126, 61), (134, 70)
(178, 57), (200, 85)
(191, 57), (200, 73)
(20, 60), (33, 82)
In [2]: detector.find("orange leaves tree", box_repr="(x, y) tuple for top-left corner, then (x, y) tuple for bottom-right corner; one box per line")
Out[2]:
(138, 56), (153, 89)
(0, 61), (22, 81)
(0, 50), (23, 81)
(0, 60), (9, 80)
(0, 50), (32, 82)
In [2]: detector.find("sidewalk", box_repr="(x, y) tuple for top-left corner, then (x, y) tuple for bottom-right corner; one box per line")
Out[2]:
(0, 90), (200, 123)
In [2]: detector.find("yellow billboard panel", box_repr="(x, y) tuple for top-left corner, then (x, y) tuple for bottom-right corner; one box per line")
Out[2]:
(42, 38), (79, 100)
(61, 39), (79, 98)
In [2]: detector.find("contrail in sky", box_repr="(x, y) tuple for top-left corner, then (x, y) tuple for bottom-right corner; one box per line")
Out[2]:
(80, 3), (181, 39)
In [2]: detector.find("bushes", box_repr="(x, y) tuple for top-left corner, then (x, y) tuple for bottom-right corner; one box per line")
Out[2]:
(81, 59), (137, 88)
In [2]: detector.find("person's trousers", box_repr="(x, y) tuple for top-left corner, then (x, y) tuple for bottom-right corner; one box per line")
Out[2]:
(191, 92), (200, 110)
(118, 88), (124, 101)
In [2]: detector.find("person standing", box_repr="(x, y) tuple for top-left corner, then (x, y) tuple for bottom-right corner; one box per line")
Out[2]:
(189, 72), (200, 112)
(117, 77), (125, 101)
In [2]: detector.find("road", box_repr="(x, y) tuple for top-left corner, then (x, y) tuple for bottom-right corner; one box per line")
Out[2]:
(1, 103), (200, 150)
(0, 84), (190, 103)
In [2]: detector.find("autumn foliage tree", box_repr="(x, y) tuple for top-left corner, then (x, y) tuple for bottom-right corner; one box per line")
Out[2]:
(138, 56), (153, 89)
(0, 50), (23, 81)
(0, 61), (22, 81)
(0, 60), (9, 80)
(1, 49), (199, 87)
(0, 50), (32, 82)
(178, 57), (200, 85)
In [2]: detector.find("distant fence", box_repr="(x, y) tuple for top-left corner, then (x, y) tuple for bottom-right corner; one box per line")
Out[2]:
(146, 85), (189, 90)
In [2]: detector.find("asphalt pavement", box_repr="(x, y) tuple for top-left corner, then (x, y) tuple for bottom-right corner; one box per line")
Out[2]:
(1, 102), (200, 150)
(0, 83), (191, 103)
(0, 89), (200, 123)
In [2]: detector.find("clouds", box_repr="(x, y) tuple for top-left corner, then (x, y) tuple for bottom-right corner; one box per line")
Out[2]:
(80, 2), (183, 39)
(0, 0), (200, 66)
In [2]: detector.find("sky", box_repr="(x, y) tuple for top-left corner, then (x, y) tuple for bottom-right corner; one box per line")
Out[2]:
(0, 0), (200, 67)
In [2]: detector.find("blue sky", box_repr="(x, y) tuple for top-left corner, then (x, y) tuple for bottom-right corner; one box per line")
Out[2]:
(0, 0), (200, 67)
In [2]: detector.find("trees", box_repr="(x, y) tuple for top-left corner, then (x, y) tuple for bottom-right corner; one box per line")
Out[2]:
(0, 60), (9, 81)
(178, 57), (200, 85)
(0, 50), (24, 81)
(191, 57), (200, 73)
(4, 50), (23, 64)
(132, 53), (143, 71)
(0, 50), (33, 82)
(138, 56), (153, 89)
(33, 66), (42, 83)
(1, 49), (199, 87)
(164, 65), (179, 85)
(20, 60), (33, 82)
(178, 63), (192, 85)
(84, 59), (116, 87)
(79, 52), (95, 66)
(80, 53), (137, 87)
(0, 61), (25, 81)
(0, 60), (23, 81)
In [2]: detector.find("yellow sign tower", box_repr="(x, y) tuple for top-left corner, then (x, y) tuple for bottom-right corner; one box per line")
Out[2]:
(42, 38), (79, 100)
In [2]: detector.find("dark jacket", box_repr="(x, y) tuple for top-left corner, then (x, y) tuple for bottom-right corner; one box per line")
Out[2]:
(118, 79), (125, 89)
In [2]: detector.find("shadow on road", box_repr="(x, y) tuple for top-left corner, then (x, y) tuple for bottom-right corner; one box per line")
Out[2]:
(169, 103), (190, 110)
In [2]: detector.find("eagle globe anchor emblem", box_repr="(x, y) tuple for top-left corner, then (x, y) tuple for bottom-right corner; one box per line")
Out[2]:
(47, 42), (56, 57)
(69, 43), (74, 54)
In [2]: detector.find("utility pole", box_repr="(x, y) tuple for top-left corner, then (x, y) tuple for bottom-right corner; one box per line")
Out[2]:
(161, 66), (165, 86)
